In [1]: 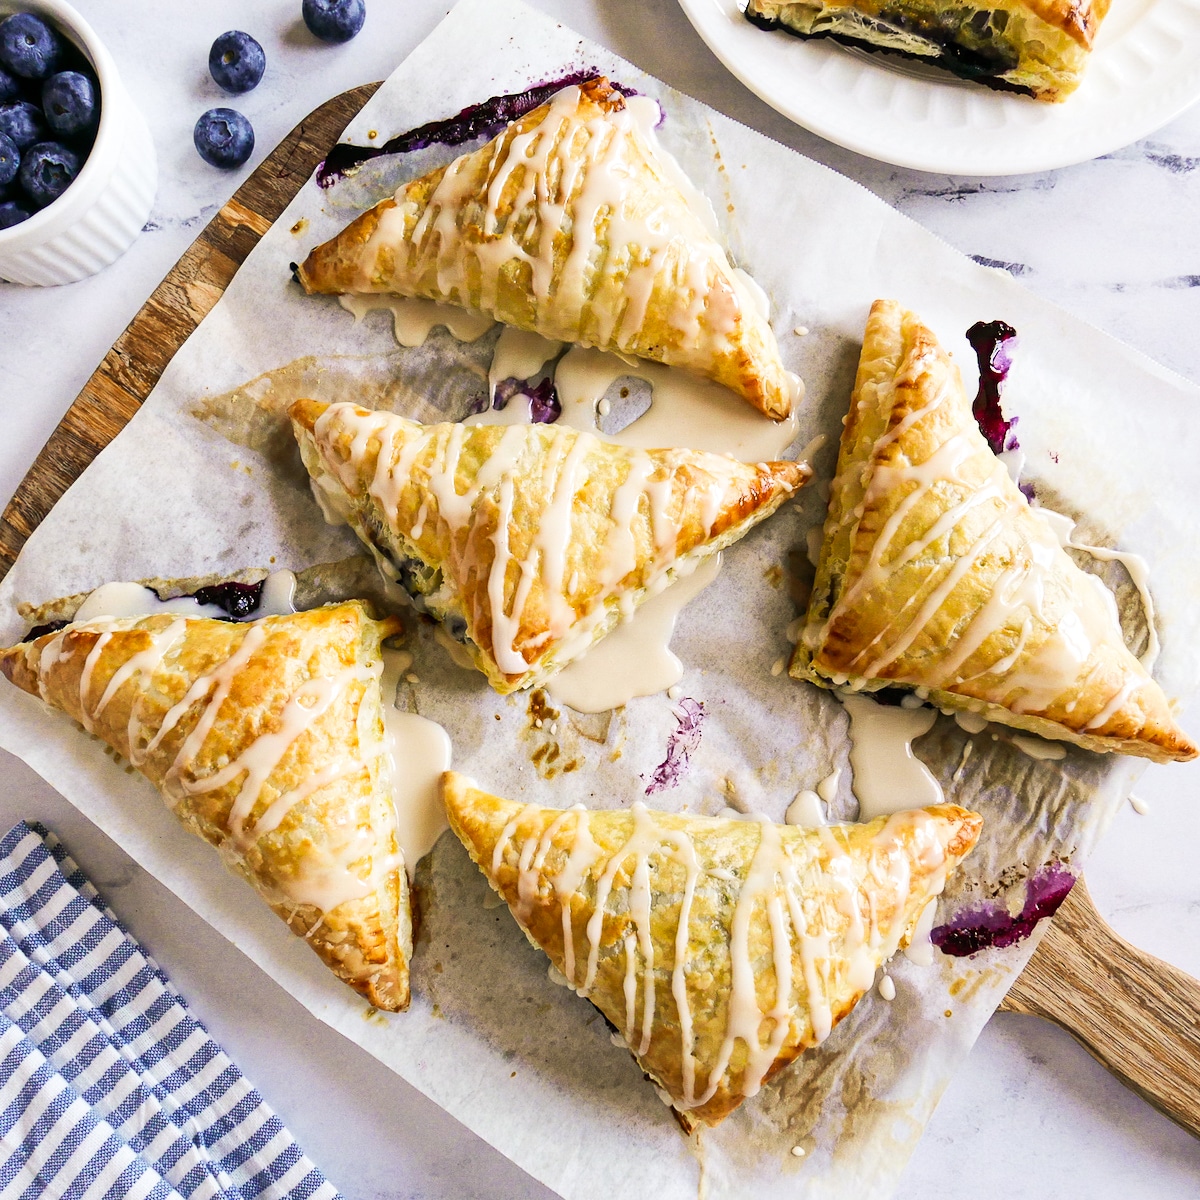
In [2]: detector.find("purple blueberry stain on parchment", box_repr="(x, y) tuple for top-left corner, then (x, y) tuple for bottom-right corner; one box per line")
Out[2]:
(931, 863), (1075, 957)
(645, 698), (705, 795)
(966, 319), (1019, 458)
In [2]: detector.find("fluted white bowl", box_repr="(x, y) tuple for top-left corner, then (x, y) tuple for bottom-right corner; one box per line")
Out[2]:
(0, 0), (156, 286)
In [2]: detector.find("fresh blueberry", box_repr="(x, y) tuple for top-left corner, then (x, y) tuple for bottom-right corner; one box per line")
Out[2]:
(0, 99), (46, 150)
(193, 107), (254, 168)
(0, 196), (31, 228)
(301, 0), (366, 43)
(0, 131), (17, 186)
(0, 64), (20, 102)
(208, 31), (265, 94)
(42, 70), (98, 137)
(0, 13), (62, 80)
(18, 140), (79, 207)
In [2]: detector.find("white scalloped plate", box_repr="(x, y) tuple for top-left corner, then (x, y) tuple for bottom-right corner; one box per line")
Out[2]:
(677, 0), (1200, 174)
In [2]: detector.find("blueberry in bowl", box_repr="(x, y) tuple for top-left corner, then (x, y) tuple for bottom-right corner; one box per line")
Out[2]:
(208, 30), (265, 94)
(19, 139), (78, 207)
(42, 68), (96, 135)
(0, 98), (46, 149)
(194, 106), (254, 169)
(0, 63), (20, 101)
(0, 12), (61, 79)
(302, 0), (366, 43)
(0, 130), (18, 186)
(0, 196), (31, 228)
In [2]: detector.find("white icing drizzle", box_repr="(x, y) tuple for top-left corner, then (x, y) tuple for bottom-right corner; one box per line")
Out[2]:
(338, 292), (494, 346)
(368, 86), (765, 372)
(841, 693), (943, 819)
(902, 897), (938, 967)
(1129, 792), (1150, 815)
(493, 801), (954, 1111)
(28, 613), (400, 916)
(810, 357), (1158, 730)
(312, 404), (784, 697)
(877, 973), (896, 1001)
(953, 710), (988, 735)
(1035, 506), (1159, 671)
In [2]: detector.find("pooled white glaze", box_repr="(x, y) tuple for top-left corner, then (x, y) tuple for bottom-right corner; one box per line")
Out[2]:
(339, 292), (494, 347)
(380, 647), (454, 874)
(1129, 793), (1150, 815)
(841, 693), (943, 819)
(553, 345), (798, 462)
(488, 326), (563, 401)
(784, 790), (825, 827)
(877, 973), (896, 1001)
(546, 555), (720, 712)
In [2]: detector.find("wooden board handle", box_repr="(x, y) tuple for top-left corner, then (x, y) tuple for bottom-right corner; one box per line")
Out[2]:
(1000, 875), (1200, 1138)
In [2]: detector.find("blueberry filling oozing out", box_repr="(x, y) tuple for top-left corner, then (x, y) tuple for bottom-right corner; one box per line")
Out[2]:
(492, 376), (562, 424)
(316, 70), (638, 187)
(187, 580), (266, 620)
(965, 319), (1019, 457)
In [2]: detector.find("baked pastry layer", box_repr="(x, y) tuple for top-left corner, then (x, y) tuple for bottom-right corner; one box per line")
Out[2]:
(297, 77), (796, 418)
(791, 299), (1196, 763)
(443, 772), (982, 1126)
(1, 601), (414, 1010)
(291, 399), (808, 695)
(745, 0), (1110, 101)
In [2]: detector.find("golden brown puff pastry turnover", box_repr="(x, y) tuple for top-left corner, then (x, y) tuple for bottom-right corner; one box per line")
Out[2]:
(0, 602), (414, 1011)
(745, 0), (1110, 101)
(442, 772), (982, 1127)
(295, 77), (797, 420)
(291, 399), (809, 695)
(791, 300), (1196, 764)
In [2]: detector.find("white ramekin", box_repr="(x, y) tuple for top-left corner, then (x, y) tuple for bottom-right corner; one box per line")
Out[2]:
(0, 0), (157, 286)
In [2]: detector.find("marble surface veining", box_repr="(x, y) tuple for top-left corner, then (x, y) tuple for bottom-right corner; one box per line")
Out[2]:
(1, 1), (1199, 1197)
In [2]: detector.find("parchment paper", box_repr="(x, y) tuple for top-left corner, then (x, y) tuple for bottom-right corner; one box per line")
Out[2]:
(3, 2), (1200, 1196)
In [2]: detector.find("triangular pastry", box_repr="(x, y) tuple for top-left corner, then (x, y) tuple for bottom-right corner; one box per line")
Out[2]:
(442, 772), (982, 1126)
(295, 77), (796, 420)
(291, 399), (809, 695)
(1, 602), (413, 1011)
(792, 299), (1195, 763)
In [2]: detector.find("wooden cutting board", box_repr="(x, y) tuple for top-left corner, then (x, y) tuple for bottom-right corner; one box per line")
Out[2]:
(2, 84), (1197, 1138)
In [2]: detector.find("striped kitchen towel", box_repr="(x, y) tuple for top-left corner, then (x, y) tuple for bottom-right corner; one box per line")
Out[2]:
(0, 820), (342, 1200)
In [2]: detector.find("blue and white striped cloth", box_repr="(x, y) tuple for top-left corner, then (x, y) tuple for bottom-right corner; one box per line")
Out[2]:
(0, 821), (342, 1200)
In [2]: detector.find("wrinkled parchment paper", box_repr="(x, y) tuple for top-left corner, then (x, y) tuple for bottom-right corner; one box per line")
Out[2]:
(3, 1), (1200, 1196)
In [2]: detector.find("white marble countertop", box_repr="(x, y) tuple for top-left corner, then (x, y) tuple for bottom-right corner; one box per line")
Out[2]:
(2, 1), (1200, 1196)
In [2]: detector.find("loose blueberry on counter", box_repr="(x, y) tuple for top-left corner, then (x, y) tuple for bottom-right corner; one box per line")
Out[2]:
(42, 70), (97, 136)
(208, 31), (265, 94)
(0, 64), (19, 102)
(19, 140), (79, 207)
(0, 131), (17, 187)
(0, 99), (46, 149)
(193, 107), (254, 168)
(302, 0), (366, 43)
(0, 197), (31, 228)
(0, 13), (62, 80)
